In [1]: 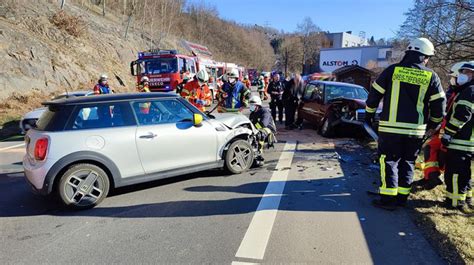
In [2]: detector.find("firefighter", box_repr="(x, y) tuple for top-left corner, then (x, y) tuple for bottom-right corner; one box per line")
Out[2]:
(248, 95), (277, 166)
(257, 75), (265, 100)
(181, 69), (212, 112)
(416, 61), (468, 189)
(267, 73), (285, 124)
(365, 37), (446, 210)
(218, 68), (250, 113)
(441, 62), (473, 211)
(137, 76), (151, 92)
(176, 75), (190, 95)
(243, 74), (251, 89)
(93, 74), (113, 95)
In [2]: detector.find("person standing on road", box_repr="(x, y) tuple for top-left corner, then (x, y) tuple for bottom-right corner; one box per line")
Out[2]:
(283, 74), (302, 130)
(137, 76), (151, 92)
(249, 95), (277, 166)
(364, 37), (446, 210)
(257, 75), (266, 100)
(263, 72), (270, 100)
(181, 69), (212, 112)
(440, 62), (473, 211)
(218, 68), (249, 113)
(243, 74), (251, 89)
(415, 61), (468, 190)
(93, 74), (113, 95)
(267, 73), (285, 124)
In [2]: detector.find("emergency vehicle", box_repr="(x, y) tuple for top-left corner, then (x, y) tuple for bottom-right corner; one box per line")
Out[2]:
(130, 49), (197, 92)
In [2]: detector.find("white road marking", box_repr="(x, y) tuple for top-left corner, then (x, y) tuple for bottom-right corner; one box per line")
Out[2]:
(231, 262), (259, 265)
(235, 141), (297, 260)
(0, 143), (25, 152)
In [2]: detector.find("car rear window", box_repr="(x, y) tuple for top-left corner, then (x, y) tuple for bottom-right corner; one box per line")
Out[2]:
(66, 102), (136, 130)
(35, 105), (73, 132)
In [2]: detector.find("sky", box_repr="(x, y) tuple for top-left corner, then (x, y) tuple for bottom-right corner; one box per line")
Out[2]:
(187, 0), (413, 39)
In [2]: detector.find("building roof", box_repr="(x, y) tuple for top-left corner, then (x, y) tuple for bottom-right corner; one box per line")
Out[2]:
(320, 45), (392, 52)
(332, 65), (374, 76)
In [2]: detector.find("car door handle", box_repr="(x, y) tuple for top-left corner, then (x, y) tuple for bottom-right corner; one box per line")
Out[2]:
(139, 133), (157, 139)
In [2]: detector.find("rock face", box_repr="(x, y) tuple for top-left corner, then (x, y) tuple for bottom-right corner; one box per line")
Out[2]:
(0, 1), (177, 99)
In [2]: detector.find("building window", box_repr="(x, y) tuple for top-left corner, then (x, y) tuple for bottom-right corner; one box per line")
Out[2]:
(385, 51), (392, 60)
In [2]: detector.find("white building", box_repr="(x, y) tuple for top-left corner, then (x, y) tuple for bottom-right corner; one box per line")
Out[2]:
(325, 31), (369, 48)
(319, 45), (395, 73)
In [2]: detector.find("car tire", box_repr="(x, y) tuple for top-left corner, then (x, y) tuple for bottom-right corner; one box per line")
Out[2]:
(224, 140), (254, 174)
(58, 163), (110, 210)
(319, 117), (335, 138)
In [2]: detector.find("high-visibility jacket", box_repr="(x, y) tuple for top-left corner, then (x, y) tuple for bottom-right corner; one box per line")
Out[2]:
(366, 59), (446, 138)
(93, 83), (112, 95)
(220, 81), (249, 111)
(181, 79), (211, 111)
(257, 79), (265, 91)
(443, 80), (473, 153)
(137, 84), (150, 93)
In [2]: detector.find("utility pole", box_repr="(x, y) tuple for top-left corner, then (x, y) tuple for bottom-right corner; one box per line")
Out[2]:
(285, 47), (288, 77)
(60, 0), (66, 9)
(102, 0), (106, 16)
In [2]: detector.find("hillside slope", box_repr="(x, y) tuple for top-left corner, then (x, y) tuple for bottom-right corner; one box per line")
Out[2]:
(0, 1), (162, 99)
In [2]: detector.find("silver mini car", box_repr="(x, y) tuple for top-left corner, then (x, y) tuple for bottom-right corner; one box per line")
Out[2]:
(23, 93), (258, 209)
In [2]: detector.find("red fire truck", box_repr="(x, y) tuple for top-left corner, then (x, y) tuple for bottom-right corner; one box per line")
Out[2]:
(130, 49), (197, 92)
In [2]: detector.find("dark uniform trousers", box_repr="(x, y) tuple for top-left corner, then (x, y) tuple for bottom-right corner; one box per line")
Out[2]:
(444, 149), (472, 207)
(378, 134), (423, 204)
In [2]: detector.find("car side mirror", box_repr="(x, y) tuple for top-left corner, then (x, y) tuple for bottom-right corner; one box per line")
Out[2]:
(193, 113), (203, 127)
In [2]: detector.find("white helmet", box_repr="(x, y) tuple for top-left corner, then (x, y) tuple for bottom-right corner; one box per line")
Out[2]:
(244, 74), (249, 79)
(226, 68), (240, 78)
(448, 62), (467, 77)
(99, 74), (108, 81)
(140, 76), (149, 82)
(406, 37), (435, 56)
(196, 69), (209, 82)
(249, 95), (262, 106)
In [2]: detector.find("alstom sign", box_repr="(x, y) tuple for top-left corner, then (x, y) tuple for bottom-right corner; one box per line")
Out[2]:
(319, 48), (362, 72)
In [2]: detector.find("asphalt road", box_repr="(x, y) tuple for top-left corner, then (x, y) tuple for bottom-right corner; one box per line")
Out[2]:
(0, 121), (446, 264)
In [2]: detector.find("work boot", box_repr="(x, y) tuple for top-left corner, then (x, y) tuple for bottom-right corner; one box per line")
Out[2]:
(254, 156), (265, 167)
(412, 178), (428, 187)
(396, 195), (408, 208)
(466, 197), (473, 209)
(423, 176), (443, 190)
(372, 197), (397, 211)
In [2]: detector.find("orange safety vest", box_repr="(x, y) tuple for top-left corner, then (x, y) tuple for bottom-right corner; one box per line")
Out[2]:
(181, 79), (211, 111)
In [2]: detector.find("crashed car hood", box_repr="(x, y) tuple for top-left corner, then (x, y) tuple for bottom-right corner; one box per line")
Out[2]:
(23, 107), (47, 120)
(212, 113), (251, 129)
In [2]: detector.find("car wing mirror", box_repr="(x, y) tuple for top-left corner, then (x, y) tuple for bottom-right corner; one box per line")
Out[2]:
(193, 113), (203, 127)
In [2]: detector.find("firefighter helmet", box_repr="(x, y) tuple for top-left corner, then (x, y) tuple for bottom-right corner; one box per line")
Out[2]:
(449, 62), (467, 77)
(406, 37), (435, 56)
(459, 62), (474, 72)
(249, 95), (262, 106)
(99, 74), (108, 81)
(196, 69), (209, 82)
(226, 68), (239, 78)
(140, 76), (149, 83)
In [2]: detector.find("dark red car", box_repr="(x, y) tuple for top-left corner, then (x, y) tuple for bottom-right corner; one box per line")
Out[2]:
(298, 80), (381, 137)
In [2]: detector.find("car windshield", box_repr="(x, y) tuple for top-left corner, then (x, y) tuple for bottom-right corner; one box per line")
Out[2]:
(325, 85), (368, 101)
(139, 58), (178, 74)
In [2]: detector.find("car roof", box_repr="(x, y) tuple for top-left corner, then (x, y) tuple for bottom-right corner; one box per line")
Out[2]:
(43, 92), (179, 106)
(309, 80), (364, 88)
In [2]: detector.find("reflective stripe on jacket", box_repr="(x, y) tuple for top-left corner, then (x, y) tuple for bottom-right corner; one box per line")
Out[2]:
(366, 60), (446, 138)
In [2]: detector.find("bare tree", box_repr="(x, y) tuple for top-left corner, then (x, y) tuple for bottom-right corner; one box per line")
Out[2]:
(399, 0), (473, 78)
